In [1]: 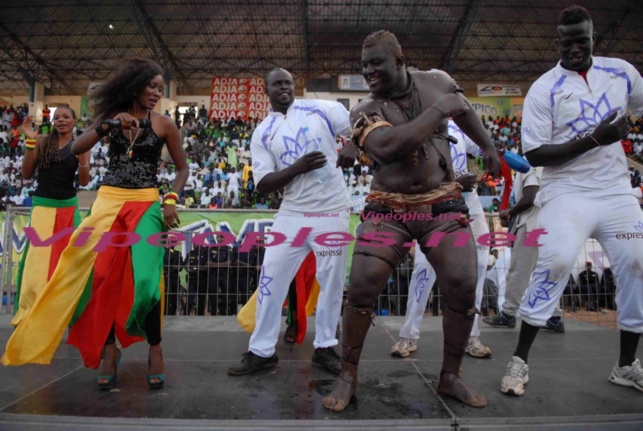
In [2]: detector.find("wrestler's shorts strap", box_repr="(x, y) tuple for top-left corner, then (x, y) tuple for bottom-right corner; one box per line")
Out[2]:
(352, 218), (410, 270)
(445, 303), (479, 319)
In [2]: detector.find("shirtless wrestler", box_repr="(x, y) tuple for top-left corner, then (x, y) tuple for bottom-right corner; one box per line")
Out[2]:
(322, 30), (500, 411)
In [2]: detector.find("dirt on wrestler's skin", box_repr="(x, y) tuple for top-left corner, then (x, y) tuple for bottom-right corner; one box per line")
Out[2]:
(352, 71), (456, 195)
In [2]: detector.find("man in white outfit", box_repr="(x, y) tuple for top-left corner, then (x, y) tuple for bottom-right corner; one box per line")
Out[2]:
(228, 68), (353, 376)
(484, 156), (565, 332)
(500, 5), (643, 396)
(390, 121), (492, 358)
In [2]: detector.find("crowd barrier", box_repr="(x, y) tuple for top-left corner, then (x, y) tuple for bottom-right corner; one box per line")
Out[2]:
(0, 207), (618, 329)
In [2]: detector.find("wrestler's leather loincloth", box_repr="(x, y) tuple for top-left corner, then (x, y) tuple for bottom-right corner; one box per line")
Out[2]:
(354, 196), (472, 269)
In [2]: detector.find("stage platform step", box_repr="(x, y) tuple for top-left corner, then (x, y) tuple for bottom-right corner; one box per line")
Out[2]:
(0, 315), (641, 430)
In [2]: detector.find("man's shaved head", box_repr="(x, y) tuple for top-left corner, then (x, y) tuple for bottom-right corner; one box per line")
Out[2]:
(363, 30), (403, 60)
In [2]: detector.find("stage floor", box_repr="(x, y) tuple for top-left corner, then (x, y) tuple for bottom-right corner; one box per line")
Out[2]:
(0, 315), (641, 430)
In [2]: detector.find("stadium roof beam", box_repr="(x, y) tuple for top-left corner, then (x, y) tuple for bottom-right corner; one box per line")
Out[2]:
(596, 1), (641, 57)
(127, 0), (193, 94)
(0, 22), (73, 94)
(302, 0), (310, 78)
(440, 0), (478, 73)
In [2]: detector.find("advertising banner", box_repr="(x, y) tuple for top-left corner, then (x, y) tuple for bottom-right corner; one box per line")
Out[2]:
(209, 78), (270, 121)
(467, 97), (524, 119)
(477, 84), (522, 97)
(338, 75), (369, 91)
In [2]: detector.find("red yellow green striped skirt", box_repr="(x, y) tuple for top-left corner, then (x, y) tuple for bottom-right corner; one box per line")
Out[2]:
(237, 251), (320, 344)
(2, 186), (164, 369)
(12, 196), (80, 327)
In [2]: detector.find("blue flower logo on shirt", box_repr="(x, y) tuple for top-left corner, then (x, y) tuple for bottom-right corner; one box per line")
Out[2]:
(258, 266), (274, 305)
(565, 93), (622, 135)
(448, 122), (473, 167)
(634, 221), (643, 232)
(279, 127), (320, 166)
(414, 269), (431, 304)
(527, 269), (557, 308)
(450, 143), (467, 171)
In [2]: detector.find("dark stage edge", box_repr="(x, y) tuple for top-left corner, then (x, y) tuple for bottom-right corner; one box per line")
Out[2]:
(0, 315), (641, 431)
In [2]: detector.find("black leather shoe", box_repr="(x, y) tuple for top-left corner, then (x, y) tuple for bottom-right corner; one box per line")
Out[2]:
(543, 318), (565, 333)
(227, 351), (278, 375)
(312, 347), (341, 375)
(482, 311), (516, 328)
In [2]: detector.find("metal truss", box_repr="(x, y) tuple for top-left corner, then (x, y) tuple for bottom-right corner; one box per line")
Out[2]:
(0, 0), (641, 96)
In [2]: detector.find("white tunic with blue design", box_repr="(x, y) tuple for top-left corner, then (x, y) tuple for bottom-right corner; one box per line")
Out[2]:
(448, 120), (484, 218)
(251, 99), (352, 213)
(521, 56), (643, 205)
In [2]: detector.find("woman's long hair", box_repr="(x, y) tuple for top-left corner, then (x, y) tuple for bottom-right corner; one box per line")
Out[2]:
(39, 105), (76, 170)
(91, 58), (164, 121)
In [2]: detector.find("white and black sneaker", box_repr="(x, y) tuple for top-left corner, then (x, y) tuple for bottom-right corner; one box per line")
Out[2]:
(609, 359), (643, 392)
(500, 356), (529, 396)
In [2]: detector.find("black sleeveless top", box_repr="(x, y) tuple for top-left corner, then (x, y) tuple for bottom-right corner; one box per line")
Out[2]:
(103, 126), (164, 189)
(34, 141), (78, 200)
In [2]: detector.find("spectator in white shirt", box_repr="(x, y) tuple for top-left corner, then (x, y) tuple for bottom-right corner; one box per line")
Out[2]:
(199, 189), (213, 207)
(212, 181), (226, 197)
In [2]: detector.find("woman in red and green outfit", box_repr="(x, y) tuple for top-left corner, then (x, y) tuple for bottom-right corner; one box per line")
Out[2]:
(12, 107), (90, 327)
(2, 58), (188, 391)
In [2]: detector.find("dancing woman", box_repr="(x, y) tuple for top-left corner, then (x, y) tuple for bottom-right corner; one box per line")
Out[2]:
(12, 107), (90, 326)
(2, 58), (188, 391)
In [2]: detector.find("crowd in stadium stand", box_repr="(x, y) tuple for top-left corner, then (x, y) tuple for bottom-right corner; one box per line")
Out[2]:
(0, 103), (636, 318)
(0, 103), (641, 211)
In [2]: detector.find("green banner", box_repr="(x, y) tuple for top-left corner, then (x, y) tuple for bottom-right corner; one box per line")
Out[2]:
(468, 97), (521, 118)
(169, 211), (361, 280)
(79, 96), (89, 119)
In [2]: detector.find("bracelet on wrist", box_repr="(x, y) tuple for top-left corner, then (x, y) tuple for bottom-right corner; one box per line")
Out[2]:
(25, 140), (36, 150)
(163, 192), (179, 205)
(586, 134), (600, 148)
(78, 163), (89, 168)
(430, 105), (447, 117)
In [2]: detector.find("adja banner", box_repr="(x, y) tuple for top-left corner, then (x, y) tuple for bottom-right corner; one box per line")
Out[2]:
(209, 77), (270, 121)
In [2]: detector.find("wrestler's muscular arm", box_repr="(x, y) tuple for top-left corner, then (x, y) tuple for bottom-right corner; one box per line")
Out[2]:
(353, 73), (469, 165)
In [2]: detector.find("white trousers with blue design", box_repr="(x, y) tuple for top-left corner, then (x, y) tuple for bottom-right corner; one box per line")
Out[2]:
(249, 210), (349, 357)
(519, 193), (643, 332)
(399, 211), (489, 340)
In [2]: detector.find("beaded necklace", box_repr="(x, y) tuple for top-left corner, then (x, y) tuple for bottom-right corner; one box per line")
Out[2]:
(126, 110), (150, 158)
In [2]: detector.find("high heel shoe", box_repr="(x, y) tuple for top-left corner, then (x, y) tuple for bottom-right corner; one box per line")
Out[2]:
(97, 348), (121, 390)
(283, 321), (297, 345)
(147, 349), (165, 390)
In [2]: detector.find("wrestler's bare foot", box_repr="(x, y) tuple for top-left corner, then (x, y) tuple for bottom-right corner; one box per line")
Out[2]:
(437, 371), (487, 408)
(322, 377), (356, 412)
